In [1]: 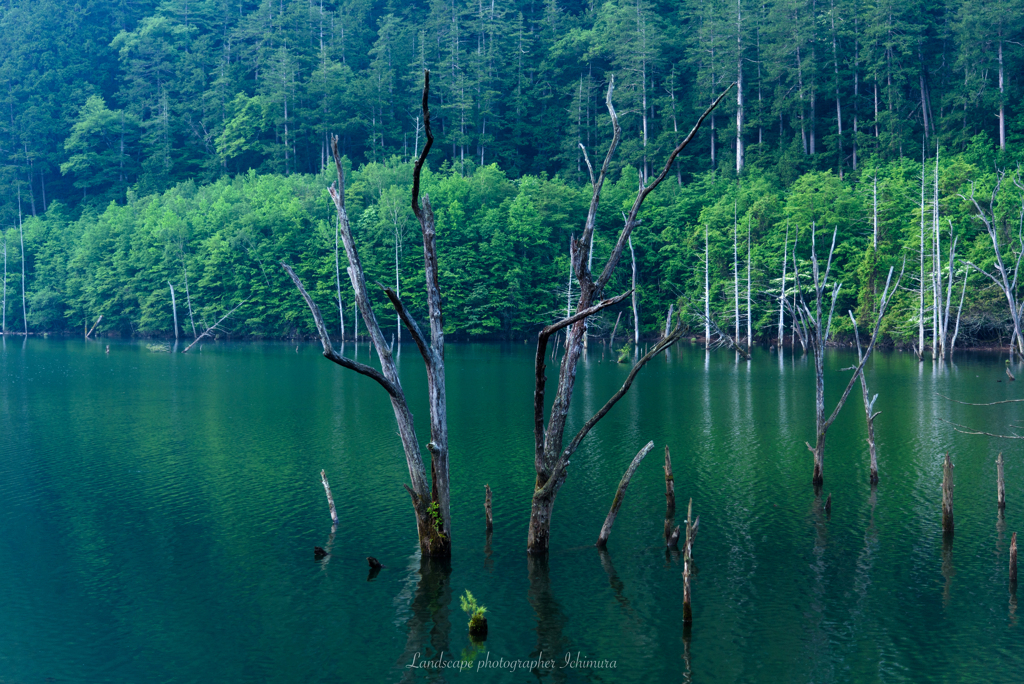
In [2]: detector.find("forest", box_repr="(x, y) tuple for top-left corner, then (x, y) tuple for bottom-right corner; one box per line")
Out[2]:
(0, 0), (1023, 348)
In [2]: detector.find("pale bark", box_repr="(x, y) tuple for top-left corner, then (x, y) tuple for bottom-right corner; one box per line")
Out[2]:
(321, 469), (339, 524)
(735, 0), (744, 173)
(746, 217), (751, 345)
(610, 310), (622, 348)
(778, 225), (788, 345)
(334, 212), (345, 341)
(664, 304), (674, 339)
(664, 446), (676, 545)
(18, 191), (26, 335)
(169, 282), (179, 340)
(596, 440), (654, 547)
(180, 300), (247, 353)
(629, 235), (639, 349)
(705, 224), (710, 347)
(786, 225), (901, 486)
(86, 315), (102, 339)
(919, 151), (926, 359)
(850, 311), (881, 483)
(942, 453), (954, 535)
(528, 80), (732, 554)
(734, 201), (740, 343)
(962, 174), (1024, 355)
(998, 453), (1006, 510)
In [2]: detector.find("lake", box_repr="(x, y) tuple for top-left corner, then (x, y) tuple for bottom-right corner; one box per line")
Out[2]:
(1, 337), (1022, 683)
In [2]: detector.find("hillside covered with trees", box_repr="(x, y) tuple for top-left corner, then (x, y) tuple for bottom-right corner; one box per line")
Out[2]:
(0, 0), (1022, 349)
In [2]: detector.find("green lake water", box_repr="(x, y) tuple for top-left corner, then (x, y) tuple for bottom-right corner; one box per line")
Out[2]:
(1, 338), (1023, 683)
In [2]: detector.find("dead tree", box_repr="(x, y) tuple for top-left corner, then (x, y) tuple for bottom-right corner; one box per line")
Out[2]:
(664, 445), (676, 545)
(527, 79), (733, 555)
(180, 300), (248, 353)
(282, 72), (451, 558)
(849, 312), (881, 484)
(961, 172), (1024, 356)
(596, 440), (654, 548)
(169, 282), (179, 340)
(942, 453), (954, 535)
(786, 223), (901, 486)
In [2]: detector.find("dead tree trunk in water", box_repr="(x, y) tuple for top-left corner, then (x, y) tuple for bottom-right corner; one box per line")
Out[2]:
(787, 224), (901, 486)
(282, 73), (451, 558)
(850, 311), (881, 484)
(998, 453), (1006, 510)
(664, 446), (676, 544)
(485, 484), (493, 533)
(942, 453), (954, 535)
(596, 441), (654, 548)
(528, 80), (733, 555)
(321, 469), (339, 525)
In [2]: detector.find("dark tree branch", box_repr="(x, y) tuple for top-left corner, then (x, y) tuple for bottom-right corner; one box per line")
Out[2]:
(533, 290), (633, 459)
(282, 263), (401, 398)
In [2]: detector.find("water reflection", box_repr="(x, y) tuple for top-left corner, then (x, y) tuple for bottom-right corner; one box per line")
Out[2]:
(396, 556), (452, 682)
(527, 554), (570, 682)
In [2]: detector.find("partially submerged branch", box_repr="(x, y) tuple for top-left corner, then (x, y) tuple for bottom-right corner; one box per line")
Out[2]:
(596, 440), (654, 548)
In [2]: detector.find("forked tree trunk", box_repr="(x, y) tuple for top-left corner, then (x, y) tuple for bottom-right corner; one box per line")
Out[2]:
(789, 225), (901, 487)
(528, 81), (733, 554)
(283, 73), (451, 558)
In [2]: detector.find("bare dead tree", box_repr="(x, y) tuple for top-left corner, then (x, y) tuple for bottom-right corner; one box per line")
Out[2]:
(961, 172), (1024, 356)
(180, 299), (248, 353)
(849, 311), (881, 484)
(527, 78), (733, 554)
(692, 306), (751, 359)
(281, 72), (451, 557)
(786, 222), (901, 486)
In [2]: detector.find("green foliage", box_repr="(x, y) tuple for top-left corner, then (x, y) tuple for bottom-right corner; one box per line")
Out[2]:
(459, 590), (487, 622)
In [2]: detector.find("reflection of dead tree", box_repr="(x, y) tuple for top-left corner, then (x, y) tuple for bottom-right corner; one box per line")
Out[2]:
(937, 394), (1024, 440)
(396, 557), (452, 682)
(282, 73), (451, 557)
(527, 555), (570, 681)
(786, 222), (901, 486)
(180, 299), (248, 353)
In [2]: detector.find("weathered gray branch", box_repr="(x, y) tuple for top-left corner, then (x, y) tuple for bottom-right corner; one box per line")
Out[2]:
(596, 441), (654, 548)
(180, 300), (247, 353)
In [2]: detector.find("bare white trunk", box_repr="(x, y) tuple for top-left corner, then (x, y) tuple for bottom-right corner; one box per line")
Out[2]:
(779, 224), (788, 344)
(705, 224), (710, 346)
(736, 0), (744, 173)
(169, 282), (179, 340)
(630, 235), (639, 348)
(335, 214), (345, 341)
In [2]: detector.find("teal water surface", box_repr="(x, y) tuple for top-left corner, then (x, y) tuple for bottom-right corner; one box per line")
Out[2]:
(1, 338), (1023, 683)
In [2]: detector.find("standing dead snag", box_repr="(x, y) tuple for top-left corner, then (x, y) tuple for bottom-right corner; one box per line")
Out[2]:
(596, 441), (654, 548)
(664, 446), (676, 545)
(528, 78), (734, 555)
(485, 484), (493, 533)
(998, 453), (1006, 510)
(282, 72), (451, 558)
(850, 311), (881, 484)
(942, 453), (954, 536)
(321, 469), (339, 525)
(787, 224), (902, 486)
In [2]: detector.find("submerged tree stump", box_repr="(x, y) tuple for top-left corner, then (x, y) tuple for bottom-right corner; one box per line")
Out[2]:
(321, 469), (339, 525)
(942, 453), (954, 536)
(664, 446), (676, 544)
(997, 453), (1006, 510)
(485, 484), (493, 533)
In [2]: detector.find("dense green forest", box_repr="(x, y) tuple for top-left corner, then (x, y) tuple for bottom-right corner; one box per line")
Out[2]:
(0, 0), (1022, 347)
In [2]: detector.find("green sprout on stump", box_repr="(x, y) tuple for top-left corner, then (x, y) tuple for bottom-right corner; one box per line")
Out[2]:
(426, 500), (446, 539)
(460, 590), (488, 637)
